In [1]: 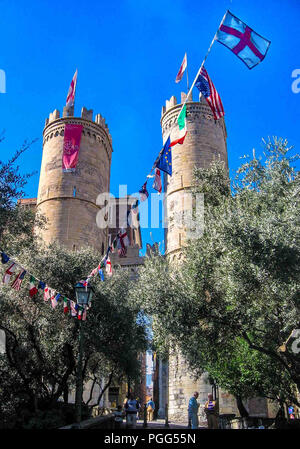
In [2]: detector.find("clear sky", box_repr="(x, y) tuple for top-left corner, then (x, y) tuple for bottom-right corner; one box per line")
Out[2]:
(0, 0), (299, 253)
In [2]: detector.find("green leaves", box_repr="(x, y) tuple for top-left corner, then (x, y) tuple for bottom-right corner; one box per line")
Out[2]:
(135, 137), (300, 406)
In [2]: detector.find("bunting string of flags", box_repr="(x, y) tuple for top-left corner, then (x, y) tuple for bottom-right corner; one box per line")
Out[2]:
(0, 248), (89, 321)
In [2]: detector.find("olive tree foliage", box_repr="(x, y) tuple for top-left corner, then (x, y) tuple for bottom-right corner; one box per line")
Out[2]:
(0, 138), (39, 247)
(0, 243), (148, 426)
(0, 144), (148, 426)
(133, 138), (300, 410)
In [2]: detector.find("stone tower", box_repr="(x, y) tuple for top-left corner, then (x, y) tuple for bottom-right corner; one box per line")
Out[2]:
(161, 92), (228, 258)
(161, 92), (228, 422)
(36, 106), (112, 252)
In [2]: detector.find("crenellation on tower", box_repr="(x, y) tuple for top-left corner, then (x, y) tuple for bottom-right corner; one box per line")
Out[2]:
(81, 106), (93, 121)
(48, 109), (60, 123)
(165, 95), (177, 111)
(62, 105), (74, 117)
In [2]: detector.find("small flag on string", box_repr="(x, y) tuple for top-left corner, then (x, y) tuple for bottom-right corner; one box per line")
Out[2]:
(66, 69), (78, 109)
(44, 285), (50, 301)
(51, 292), (61, 308)
(11, 269), (26, 291)
(216, 10), (271, 69)
(131, 199), (139, 215)
(153, 168), (162, 194)
(156, 136), (172, 176)
(175, 53), (187, 83)
(195, 67), (224, 120)
(63, 297), (69, 314)
(106, 257), (112, 276)
(99, 268), (105, 281)
(3, 263), (17, 284)
(89, 267), (98, 278)
(29, 276), (38, 298)
(78, 306), (86, 320)
(110, 237), (117, 253)
(139, 182), (149, 202)
(70, 300), (78, 317)
(1, 252), (10, 264)
(38, 280), (46, 290)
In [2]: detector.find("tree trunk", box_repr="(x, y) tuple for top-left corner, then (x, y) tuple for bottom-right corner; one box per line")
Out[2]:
(94, 372), (114, 407)
(85, 377), (97, 406)
(235, 395), (249, 418)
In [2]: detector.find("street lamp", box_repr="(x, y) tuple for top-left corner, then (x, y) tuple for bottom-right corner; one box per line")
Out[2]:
(74, 282), (94, 426)
(74, 282), (94, 306)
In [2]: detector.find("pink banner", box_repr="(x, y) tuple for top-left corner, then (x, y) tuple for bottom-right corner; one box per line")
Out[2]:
(62, 124), (83, 172)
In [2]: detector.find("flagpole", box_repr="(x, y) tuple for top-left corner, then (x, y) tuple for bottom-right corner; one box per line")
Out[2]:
(176, 10), (228, 120)
(186, 65), (190, 94)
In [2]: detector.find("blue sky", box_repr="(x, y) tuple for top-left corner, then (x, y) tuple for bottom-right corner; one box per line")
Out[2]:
(0, 0), (299, 253)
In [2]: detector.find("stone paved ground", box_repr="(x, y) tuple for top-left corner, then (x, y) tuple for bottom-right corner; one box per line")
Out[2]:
(135, 419), (207, 429)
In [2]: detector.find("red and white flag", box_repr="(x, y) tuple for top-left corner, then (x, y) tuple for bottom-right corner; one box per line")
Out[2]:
(3, 263), (17, 284)
(66, 69), (78, 109)
(153, 168), (162, 194)
(175, 53), (187, 83)
(106, 257), (112, 276)
(44, 285), (50, 301)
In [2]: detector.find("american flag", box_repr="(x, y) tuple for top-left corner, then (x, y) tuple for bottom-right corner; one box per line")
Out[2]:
(11, 269), (26, 291)
(195, 66), (224, 120)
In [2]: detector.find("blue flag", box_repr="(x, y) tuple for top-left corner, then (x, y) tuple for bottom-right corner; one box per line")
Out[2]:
(156, 136), (172, 176)
(216, 10), (271, 69)
(1, 252), (9, 264)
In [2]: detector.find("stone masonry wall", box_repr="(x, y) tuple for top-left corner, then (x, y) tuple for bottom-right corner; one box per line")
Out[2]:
(36, 107), (112, 252)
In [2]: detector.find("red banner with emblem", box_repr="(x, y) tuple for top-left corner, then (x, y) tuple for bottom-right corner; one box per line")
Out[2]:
(62, 124), (83, 172)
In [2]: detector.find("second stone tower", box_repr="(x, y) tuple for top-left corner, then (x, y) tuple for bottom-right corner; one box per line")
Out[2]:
(161, 92), (228, 422)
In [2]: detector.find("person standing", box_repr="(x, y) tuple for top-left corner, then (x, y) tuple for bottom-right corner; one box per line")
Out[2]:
(147, 398), (155, 422)
(124, 393), (140, 428)
(204, 393), (219, 429)
(188, 392), (199, 429)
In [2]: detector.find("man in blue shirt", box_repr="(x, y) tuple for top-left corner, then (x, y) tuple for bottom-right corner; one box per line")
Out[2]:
(188, 391), (199, 429)
(147, 398), (155, 421)
(124, 394), (140, 428)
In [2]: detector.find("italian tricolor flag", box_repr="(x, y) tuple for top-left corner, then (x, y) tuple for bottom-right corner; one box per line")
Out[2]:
(170, 104), (187, 147)
(29, 276), (38, 297)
